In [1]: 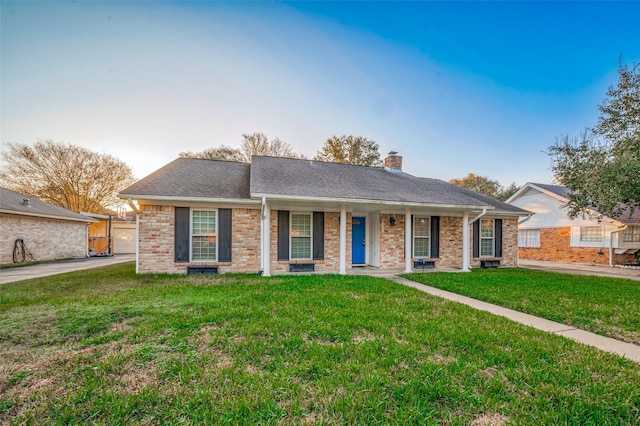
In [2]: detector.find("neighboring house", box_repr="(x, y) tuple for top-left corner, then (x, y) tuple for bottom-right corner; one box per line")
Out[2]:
(0, 187), (97, 264)
(119, 153), (529, 275)
(83, 212), (137, 255)
(506, 182), (640, 266)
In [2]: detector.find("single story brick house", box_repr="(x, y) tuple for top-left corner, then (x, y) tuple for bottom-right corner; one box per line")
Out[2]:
(120, 153), (529, 275)
(506, 182), (640, 265)
(0, 187), (97, 264)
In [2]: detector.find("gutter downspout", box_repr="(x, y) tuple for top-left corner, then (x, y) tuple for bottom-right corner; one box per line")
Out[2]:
(465, 209), (488, 271)
(609, 225), (627, 267)
(127, 198), (139, 214)
(462, 209), (487, 272)
(514, 214), (533, 267)
(127, 198), (140, 273)
(519, 214), (533, 225)
(470, 208), (487, 224)
(260, 197), (266, 275)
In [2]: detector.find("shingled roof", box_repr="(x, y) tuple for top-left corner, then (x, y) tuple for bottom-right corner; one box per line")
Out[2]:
(120, 156), (528, 214)
(120, 158), (251, 200)
(0, 187), (96, 222)
(250, 156), (524, 212)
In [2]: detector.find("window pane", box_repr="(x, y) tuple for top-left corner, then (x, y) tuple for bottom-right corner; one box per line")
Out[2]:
(414, 237), (430, 257)
(518, 229), (540, 248)
(480, 239), (494, 257)
(622, 226), (640, 243)
(291, 237), (311, 259)
(291, 214), (311, 237)
(580, 226), (603, 242)
(193, 210), (216, 235)
(192, 235), (216, 260)
(414, 217), (430, 237)
(480, 219), (494, 238)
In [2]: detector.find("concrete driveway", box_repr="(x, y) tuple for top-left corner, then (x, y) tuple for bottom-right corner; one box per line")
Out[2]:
(519, 259), (640, 281)
(0, 254), (136, 284)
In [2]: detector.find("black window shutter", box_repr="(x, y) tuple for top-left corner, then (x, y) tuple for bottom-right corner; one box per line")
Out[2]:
(411, 215), (414, 258)
(218, 208), (232, 262)
(472, 220), (480, 258)
(313, 212), (324, 260)
(174, 207), (190, 263)
(430, 216), (440, 258)
(495, 219), (503, 258)
(277, 210), (290, 261)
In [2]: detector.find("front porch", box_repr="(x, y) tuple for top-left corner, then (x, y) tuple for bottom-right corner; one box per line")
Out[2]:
(260, 200), (485, 277)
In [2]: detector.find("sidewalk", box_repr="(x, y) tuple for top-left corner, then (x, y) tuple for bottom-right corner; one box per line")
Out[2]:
(0, 254), (135, 284)
(519, 259), (640, 281)
(386, 275), (640, 364)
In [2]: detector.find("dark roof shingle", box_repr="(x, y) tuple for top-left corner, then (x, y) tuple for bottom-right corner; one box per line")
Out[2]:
(251, 156), (526, 213)
(0, 187), (95, 222)
(120, 158), (251, 200)
(120, 156), (528, 214)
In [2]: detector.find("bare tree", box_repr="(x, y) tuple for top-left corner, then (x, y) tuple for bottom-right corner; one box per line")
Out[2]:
(180, 145), (244, 162)
(314, 135), (382, 166)
(239, 133), (305, 162)
(0, 140), (136, 213)
(181, 133), (305, 162)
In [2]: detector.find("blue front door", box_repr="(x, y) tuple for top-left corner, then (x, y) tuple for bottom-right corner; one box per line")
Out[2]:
(352, 217), (366, 264)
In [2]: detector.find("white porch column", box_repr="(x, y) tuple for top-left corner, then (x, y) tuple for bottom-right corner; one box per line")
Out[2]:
(339, 205), (347, 275)
(462, 211), (470, 272)
(261, 197), (271, 277)
(405, 208), (412, 273)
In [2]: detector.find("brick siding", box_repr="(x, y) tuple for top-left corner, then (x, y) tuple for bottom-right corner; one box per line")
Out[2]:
(136, 205), (520, 273)
(271, 211), (351, 273)
(0, 213), (88, 264)
(469, 218), (518, 268)
(137, 205), (261, 274)
(519, 227), (636, 265)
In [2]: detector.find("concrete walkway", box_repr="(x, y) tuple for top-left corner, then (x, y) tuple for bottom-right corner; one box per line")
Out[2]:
(386, 275), (640, 364)
(519, 259), (640, 281)
(0, 254), (135, 284)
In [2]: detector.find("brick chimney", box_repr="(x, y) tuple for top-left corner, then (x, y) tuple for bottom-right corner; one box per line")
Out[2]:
(384, 151), (402, 173)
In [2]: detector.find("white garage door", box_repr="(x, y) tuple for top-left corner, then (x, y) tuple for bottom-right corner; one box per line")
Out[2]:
(113, 225), (136, 254)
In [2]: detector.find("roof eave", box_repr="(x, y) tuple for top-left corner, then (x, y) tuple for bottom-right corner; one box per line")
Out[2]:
(251, 192), (495, 211)
(0, 209), (98, 223)
(119, 193), (259, 205)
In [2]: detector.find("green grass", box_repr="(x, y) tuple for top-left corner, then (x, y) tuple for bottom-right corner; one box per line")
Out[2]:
(404, 268), (640, 345)
(1, 264), (639, 424)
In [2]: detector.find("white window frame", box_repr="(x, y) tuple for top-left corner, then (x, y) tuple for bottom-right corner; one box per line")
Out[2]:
(518, 229), (540, 248)
(622, 226), (640, 243)
(413, 216), (431, 258)
(190, 209), (217, 262)
(480, 218), (495, 257)
(290, 212), (313, 260)
(580, 226), (603, 243)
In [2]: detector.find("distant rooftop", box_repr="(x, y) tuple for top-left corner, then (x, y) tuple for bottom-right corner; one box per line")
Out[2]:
(0, 187), (96, 223)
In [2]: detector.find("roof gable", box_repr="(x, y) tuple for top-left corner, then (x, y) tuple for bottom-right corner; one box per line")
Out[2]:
(507, 182), (639, 224)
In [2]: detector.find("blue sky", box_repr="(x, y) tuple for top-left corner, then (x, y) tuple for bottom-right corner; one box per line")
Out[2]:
(2, 1), (639, 187)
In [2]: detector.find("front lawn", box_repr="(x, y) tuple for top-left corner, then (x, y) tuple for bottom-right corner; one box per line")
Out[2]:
(404, 268), (640, 345)
(1, 264), (639, 424)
